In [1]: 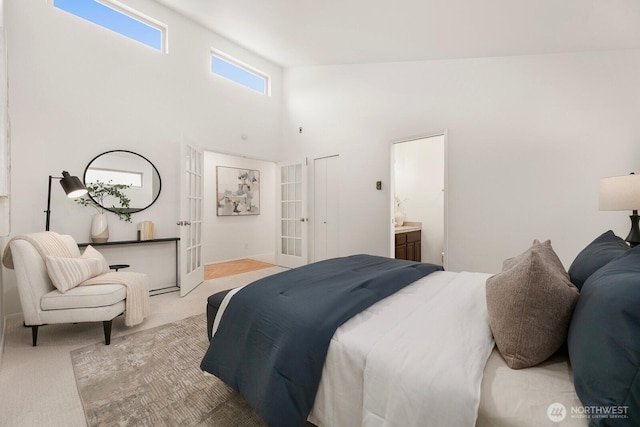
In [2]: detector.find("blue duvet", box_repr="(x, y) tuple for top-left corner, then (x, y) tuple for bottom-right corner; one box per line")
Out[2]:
(200, 254), (443, 427)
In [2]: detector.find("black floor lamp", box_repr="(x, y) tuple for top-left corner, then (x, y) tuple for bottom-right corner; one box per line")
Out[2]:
(45, 171), (88, 231)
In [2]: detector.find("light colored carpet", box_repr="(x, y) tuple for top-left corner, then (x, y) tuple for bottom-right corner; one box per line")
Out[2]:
(72, 314), (265, 427)
(0, 266), (286, 427)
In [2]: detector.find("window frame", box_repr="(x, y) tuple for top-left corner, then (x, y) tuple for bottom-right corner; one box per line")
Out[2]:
(210, 49), (271, 96)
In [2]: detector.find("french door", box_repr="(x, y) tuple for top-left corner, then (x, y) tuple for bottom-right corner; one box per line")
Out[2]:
(178, 141), (204, 295)
(277, 159), (308, 268)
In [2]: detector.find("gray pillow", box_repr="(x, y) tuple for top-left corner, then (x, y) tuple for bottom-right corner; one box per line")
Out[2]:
(502, 240), (568, 279)
(567, 230), (629, 290)
(486, 241), (579, 369)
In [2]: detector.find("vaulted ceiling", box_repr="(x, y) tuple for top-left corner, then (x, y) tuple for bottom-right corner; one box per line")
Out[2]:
(154, 0), (640, 67)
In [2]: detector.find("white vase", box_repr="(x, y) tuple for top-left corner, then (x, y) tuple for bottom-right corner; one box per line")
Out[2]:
(394, 211), (405, 226)
(91, 213), (109, 243)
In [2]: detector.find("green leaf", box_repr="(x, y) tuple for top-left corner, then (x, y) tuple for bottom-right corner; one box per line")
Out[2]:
(75, 180), (133, 223)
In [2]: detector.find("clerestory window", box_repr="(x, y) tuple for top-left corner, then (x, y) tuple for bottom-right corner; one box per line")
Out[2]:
(211, 50), (270, 95)
(53, 0), (167, 52)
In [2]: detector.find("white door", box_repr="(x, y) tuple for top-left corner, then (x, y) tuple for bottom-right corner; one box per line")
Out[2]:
(314, 155), (340, 262)
(277, 160), (308, 268)
(178, 141), (204, 296)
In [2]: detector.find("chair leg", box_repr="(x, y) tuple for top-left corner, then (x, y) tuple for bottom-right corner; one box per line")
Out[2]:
(103, 320), (113, 345)
(31, 325), (39, 347)
(27, 322), (115, 347)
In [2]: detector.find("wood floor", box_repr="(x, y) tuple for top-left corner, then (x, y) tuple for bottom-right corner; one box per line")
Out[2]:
(205, 258), (276, 280)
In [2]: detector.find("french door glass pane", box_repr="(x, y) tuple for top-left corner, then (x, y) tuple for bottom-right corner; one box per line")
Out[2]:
(280, 163), (304, 258)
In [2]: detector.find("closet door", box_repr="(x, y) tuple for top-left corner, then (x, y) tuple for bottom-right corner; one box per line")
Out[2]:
(314, 155), (339, 262)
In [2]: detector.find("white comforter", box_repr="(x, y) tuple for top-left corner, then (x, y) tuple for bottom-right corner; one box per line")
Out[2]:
(308, 270), (495, 427)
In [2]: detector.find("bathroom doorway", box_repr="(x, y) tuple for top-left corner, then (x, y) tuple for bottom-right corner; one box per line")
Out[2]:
(390, 133), (447, 267)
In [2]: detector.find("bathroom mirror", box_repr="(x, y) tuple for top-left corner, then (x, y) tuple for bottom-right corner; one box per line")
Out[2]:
(83, 150), (161, 213)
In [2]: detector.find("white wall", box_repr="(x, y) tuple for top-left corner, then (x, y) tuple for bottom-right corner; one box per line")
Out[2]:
(5, 0), (640, 316)
(203, 152), (276, 264)
(283, 50), (640, 273)
(3, 0), (283, 314)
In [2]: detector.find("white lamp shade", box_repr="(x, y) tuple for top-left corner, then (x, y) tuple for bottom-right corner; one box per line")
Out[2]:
(599, 174), (640, 211)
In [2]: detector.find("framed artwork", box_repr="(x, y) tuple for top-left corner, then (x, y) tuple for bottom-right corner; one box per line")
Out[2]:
(216, 166), (260, 216)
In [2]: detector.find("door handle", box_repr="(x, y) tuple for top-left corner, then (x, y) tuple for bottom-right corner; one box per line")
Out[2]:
(176, 221), (192, 226)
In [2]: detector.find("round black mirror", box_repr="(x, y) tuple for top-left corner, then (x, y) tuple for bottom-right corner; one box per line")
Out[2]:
(83, 150), (161, 214)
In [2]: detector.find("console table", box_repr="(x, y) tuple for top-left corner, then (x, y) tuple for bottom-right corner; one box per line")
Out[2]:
(78, 237), (180, 295)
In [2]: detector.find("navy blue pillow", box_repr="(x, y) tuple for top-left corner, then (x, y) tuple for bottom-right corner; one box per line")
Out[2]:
(568, 231), (629, 290)
(567, 246), (640, 426)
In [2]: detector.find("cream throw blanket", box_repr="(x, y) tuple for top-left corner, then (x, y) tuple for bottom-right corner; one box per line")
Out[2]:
(2, 231), (76, 268)
(3, 232), (150, 326)
(82, 272), (150, 326)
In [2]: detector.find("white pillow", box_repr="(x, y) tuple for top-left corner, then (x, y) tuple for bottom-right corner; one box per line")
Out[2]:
(81, 245), (109, 274)
(45, 257), (104, 293)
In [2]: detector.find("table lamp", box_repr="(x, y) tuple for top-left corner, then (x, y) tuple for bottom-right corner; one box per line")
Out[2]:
(599, 172), (640, 247)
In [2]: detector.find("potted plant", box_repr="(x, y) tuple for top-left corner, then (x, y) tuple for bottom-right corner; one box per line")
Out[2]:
(76, 180), (132, 242)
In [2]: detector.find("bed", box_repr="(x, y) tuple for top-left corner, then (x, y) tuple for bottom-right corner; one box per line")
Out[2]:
(201, 232), (640, 427)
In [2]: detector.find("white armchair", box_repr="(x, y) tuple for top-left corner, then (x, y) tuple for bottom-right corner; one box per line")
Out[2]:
(9, 234), (127, 346)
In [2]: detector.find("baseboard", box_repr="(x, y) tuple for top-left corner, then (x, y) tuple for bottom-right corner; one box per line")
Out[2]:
(0, 314), (6, 369)
(0, 313), (18, 369)
(0, 313), (22, 366)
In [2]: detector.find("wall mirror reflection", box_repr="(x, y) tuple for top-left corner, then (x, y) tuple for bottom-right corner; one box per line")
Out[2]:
(84, 150), (161, 213)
